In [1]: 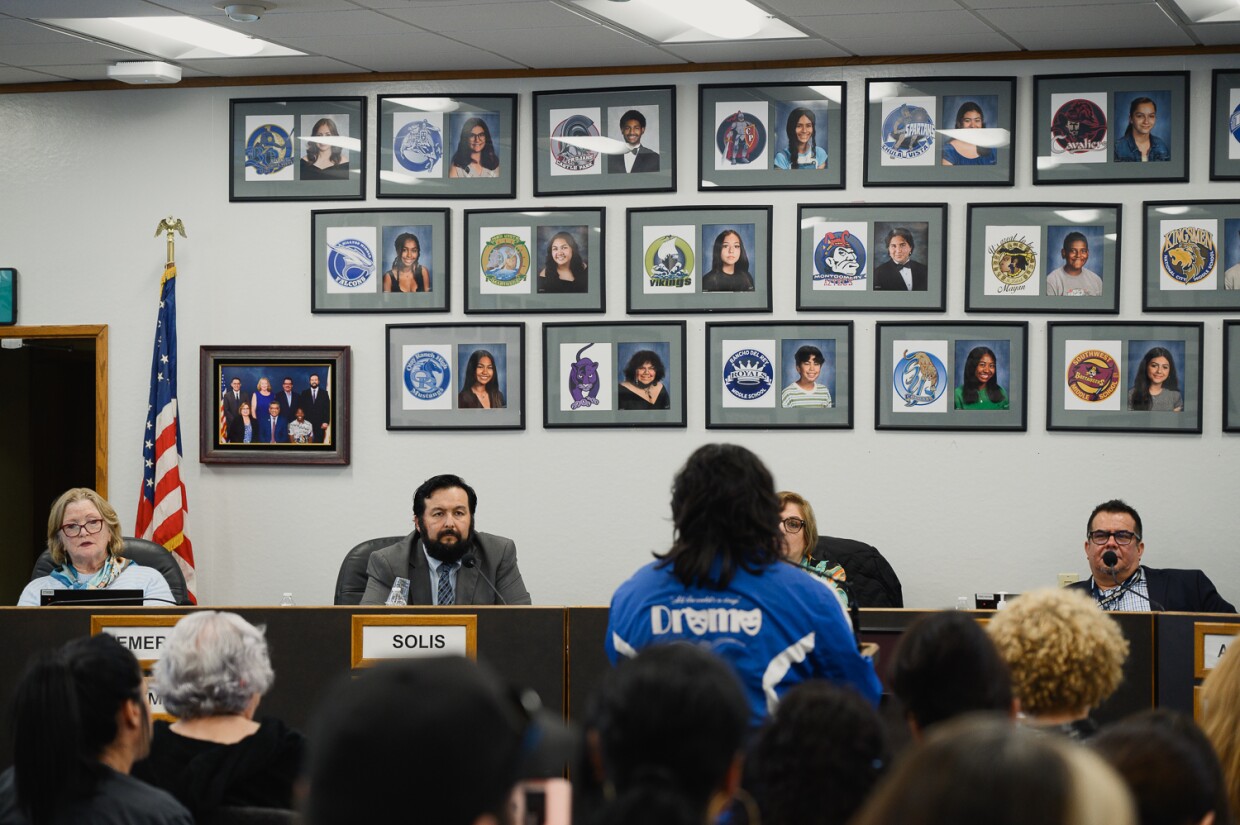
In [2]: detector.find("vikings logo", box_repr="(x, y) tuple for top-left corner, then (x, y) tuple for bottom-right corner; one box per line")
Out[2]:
(644, 235), (695, 288)
(244, 124), (295, 175)
(394, 118), (444, 173)
(1161, 226), (1216, 286)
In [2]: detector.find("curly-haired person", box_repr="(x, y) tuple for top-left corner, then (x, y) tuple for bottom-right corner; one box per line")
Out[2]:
(987, 587), (1128, 741)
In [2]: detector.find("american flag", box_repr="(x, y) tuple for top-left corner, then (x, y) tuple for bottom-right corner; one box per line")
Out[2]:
(134, 262), (197, 602)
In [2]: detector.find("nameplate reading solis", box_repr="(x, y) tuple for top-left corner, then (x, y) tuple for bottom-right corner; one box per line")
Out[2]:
(1193, 622), (1240, 678)
(351, 614), (478, 668)
(91, 615), (185, 668)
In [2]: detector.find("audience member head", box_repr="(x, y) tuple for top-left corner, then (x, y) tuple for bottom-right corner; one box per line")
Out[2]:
(1091, 709), (1230, 825)
(152, 611), (274, 720)
(776, 490), (819, 563)
(987, 587), (1128, 723)
(305, 656), (525, 825)
(11, 633), (149, 823)
(663, 443), (782, 588)
(587, 643), (748, 825)
(849, 715), (1136, 825)
(1202, 644), (1240, 818)
(744, 681), (887, 825)
(890, 610), (1013, 738)
(46, 487), (125, 566)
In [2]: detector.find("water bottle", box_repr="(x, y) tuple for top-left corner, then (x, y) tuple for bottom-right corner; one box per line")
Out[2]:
(386, 577), (411, 607)
(955, 596), (970, 611)
(279, 592), (295, 606)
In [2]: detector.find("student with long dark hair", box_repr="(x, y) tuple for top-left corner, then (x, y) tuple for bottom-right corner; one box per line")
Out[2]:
(773, 107), (826, 170)
(448, 117), (500, 178)
(1128, 346), (1182, 411)
(300, 116), (349, 180)
(953, 346), (1009, 410)
(701, 229), (755, 292)
(941, 101), (995, 166)
(1115, 96), (1170, 162)
(537, 230), (588, 293)
(457, 348), (505, 410)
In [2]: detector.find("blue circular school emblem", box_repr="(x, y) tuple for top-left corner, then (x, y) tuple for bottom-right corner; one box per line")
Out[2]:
(327, 237), (374, 288)
(1231, 104), (1240, 145)
(881, 104), (935, 160)
(403, 351), (451, 401)
(394, 119), (444, 173)
(480, 234), (530, 287)
(715, 111), (766, 165)
(723, 349), (774, 401)
(551, 114), (600, 171)
(814, 230), (867, 286)
(1161, 226), (1216, 286)
(893, 349), (947, 407)
(244, 123), (295, 175)
(644, 235), (695, 288)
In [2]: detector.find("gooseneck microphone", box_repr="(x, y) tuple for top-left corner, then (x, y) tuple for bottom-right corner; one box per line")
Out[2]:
(460, 553), (508, 605)
(1102, 550), (1119, 570)
(1097, 552), (1164, 611)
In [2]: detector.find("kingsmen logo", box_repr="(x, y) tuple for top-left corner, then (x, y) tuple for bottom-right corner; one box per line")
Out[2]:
(716, 111), (766, 166)
(551, 114), (600, 171)
(990, 237), (1037, 286)
(814, 230), (866, 286)
(327, 237), (375, 289)
(1050, 99), (1107, 154)
(894, 349), (946, 407)
(723, 349), (774, 401)
(244, 124), (295, 175)
(403, 351), (451, 401)
(394, 118), (444, 173)
(1066, 349), (1119, 403)
(480, 234), (531, 288)
(644, 235), (695, 288)
(1161, 226), (1216, 286)
(881, 103), (935, 160)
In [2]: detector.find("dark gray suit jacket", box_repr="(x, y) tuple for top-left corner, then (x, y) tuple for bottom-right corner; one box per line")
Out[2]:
(1068, 566), (1236, 613)
(359, 530), (531, 606)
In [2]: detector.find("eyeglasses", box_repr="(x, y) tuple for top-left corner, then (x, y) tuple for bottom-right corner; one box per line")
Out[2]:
(61, 519), (104, 538)
(468, 131), (487, 142)
(781, 517), (805, 533)
(1087, 530), (1140, 546)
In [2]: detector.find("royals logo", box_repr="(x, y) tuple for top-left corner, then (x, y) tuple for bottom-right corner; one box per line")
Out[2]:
(989, 236), (1037, 290)
(481, 234), (530, 288)
(326, 237), (375, 289)
(551, 113), (600, 171)
(894, 349), (946, 407)
(814, 230), (867, 286)
(1066, 349), (1119, 403)
(723, 349), (774, 401)
(881, 103), (935, 160)
(644, 235), (695, 288)
(394, 118), (444, 173)
(403, 351), (451, 401)
(1161, 226), (1216, 286)
(244, 124), (295, 175)
(1050, 99), (1107, 154)
(716, 111), (766, 166)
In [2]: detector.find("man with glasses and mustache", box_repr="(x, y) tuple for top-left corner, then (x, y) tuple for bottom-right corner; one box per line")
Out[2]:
(1067, 499), (1234, 613)
(360, 474), (530, 606)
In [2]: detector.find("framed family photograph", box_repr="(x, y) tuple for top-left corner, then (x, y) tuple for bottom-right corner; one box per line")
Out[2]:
(797, 203), (947, 312)
(310, 209), (449, 313)
(532, 86), (675, 196)
(697, 81), (845, 191)
(199, 345), (351, 465)
(965, 203), (1122, 314)
(705, 322), (853, 430)
(386, 323), (524, 431)
(626, 206), (772, 314)
(1032, 72), (1189, 185)
(863, 77), (1016, 187)
(875, 322), (1028, 432)
(463, 208), (605, 314)
(1225, 321), (1240, 432)
(1143, 200), (1240, 311)
(1046, 322), (1203, 433)
(376, 94), (516, 199)
(1210, 70), (1240, 181)
(229, 97), (365, 202)
(0, 268), (15, 325)
(542, 322), (686, 429)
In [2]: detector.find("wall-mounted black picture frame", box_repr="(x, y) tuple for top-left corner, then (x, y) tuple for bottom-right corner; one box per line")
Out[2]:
(542, 321), (686, 429)
(1046, 321), (1203, 434)
(797, 203), (947, 312)
(533, 86), (676, 197)
(0, 268), (15, 325)
(376, 93), (516, 199)
(965, 203), (1122, 314)
(1143, 200), (1240, 312)
(1209, 70), (1240, 182)
(705, 321), (853, 430)
(697, 81), (845, 191)
(386, 323), (524, 431)
(1225, 321), (1240, 432)
(863, 77), (1015, 187)
(1032, 72), (1189, 185)
(229, 96), (366, 202)
(463, 208), (605, 314)
(310, 209), (450, 314)
(875, 322), (1028, 432)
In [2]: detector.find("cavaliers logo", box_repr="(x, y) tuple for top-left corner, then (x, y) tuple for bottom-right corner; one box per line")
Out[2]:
(881, 103), (935, 160)
(990, 238), (1036, 286)
(244, 123), (295, 175)
(1066, 350), (1119, 403)
(723, 349), (774, 401)
(551, 113), (600, 171)
(326, 237), (374, 289)
(894, 349), (946, 407)
(1161, 226), (1216, 286)
(1050, 98), (1107, 155)
(716, 111), (766, 166)
(480, 234), (530, 288)
(644, 235), (695, 288)
(814, 230), (867, 286)
(393, 118), (444, 173)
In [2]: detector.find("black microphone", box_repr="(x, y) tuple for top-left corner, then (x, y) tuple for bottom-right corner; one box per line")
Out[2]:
(1096, 556), (1165, 611)
(1102, 550), (1118, 569)
(460, 553), (507, 605)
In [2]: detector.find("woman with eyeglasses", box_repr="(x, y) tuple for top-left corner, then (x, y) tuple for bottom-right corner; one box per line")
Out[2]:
(18, 488), (174, 606)
(448, 116), (500, 178)
(779, 491), (850, 610)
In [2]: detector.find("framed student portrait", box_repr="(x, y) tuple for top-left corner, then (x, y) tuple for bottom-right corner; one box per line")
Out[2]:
(1143, 200), (1240, 312)
(1225, 321), (1240, 432)
(1209, 70), (1240, 181)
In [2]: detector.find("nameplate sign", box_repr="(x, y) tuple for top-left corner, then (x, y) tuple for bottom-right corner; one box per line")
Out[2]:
(91, 615), (185, 668)
(351, 614), (477, 668)
(1193, 621), (1239, 678)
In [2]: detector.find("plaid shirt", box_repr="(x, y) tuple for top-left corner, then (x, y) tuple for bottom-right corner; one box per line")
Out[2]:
(1090, 566), (1151, 611)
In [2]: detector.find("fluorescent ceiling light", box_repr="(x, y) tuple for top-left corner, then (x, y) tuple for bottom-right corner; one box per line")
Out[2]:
(552, 134), (630, 155)
(41, 16), (303, 60)
(1166, 0), (1240, 23)
(297, 135), (361, 153)
(385, 97), (462, 113)
(658, 0), (766, 39)
(937, 127), (1010, 149)
(571, 0), (804, 43)
(1053, 209), (1102, 223)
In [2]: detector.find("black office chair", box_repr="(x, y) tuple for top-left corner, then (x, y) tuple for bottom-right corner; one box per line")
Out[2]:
(30, 536), (192, 606)
(334, 536), (404, 605)
(814, 535), (905, 608)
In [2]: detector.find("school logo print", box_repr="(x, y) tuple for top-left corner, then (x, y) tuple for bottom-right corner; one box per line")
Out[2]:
(480, 234), (530, 288)
(1066, 349), (1119, 403)
(814, 230), (867, 286)
(894, 349), (947, 407)
(1161, 226), (1216, 286)
(551, 113), (600, 171)
(1231, 103), (1240, 145)
(393, 118), (444, 173)
(723, 349), (774, 401)
(326, 237), (374, 289)
(403, 351), (451, 401)
(567, 343), (601, 411)
(244, 124), (295, 175)
(716, 111), (766, 165)
(881, 103), (935, 160)
(644, 235), (695, 288)
(1050, 99), (1107, 154)
(989, 236), (1037, 290)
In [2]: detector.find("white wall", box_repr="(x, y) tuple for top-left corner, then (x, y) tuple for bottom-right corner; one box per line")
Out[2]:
(3, 53), (1236, 609)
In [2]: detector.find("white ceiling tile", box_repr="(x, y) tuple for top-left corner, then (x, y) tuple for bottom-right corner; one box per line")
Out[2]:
(962, 0), (1151, 6)
(663, 38), (851, 62)
(1007, 25), (1195, 49)
(777, 0), (963, 12)
(797, 10), (996, 40)
(383, 1), (593, 31)
(238, 9), (415, 37)
(0, 18), (87, 45)
(0, 0), (161, 16)
(0, 65), (74, 83)
(178, 54), (371, 76)
(464, 26), (683, 68)
(279, 32), (526, 71)
(1189, 21), (1240, 43)
(977, 2), (1173, 30)
(1, 40), (144, 66)
(830, 31), (1019, 55)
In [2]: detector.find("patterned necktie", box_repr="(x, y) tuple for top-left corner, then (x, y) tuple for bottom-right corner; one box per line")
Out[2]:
(437, 562), (456, 605)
